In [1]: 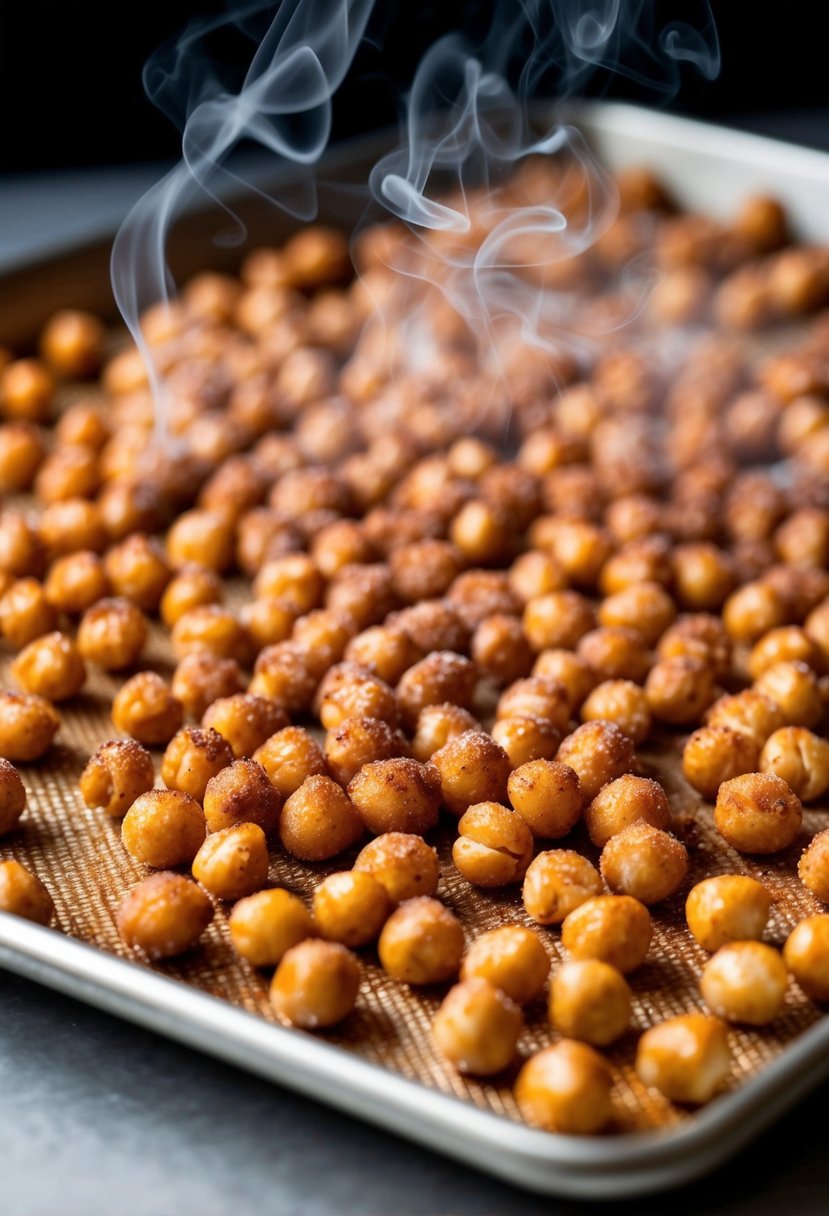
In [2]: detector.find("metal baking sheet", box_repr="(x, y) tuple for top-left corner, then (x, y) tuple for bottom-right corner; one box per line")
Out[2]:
(3, 103), (829, 1198)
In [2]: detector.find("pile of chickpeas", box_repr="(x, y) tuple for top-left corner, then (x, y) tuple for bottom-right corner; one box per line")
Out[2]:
(4, 156), (829, 1138)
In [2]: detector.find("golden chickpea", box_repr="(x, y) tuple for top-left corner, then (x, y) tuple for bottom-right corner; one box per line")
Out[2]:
(462, 927), (549, 1010)
(200, 693), (287, 760)
(0, 691), (59, 762)
(249, 642), (318, 713)
(280, 769), (361, 863)
(343, 624), (421, 687)
(0, 421), (45, 491)
(77, 597), (148, 671)
(378, 896), (464, 985)
(452, 801), (534, 888)
(112, 672), (183, 747)
(597, 581), (676, 647)
(539, 517), (612, 588)
(103, 534), (171, 613)
(682, 725), (760, 800)
(580, 679), (651, 746)
(166, 510), (235, 574)
(522, 849), (603, 925)
(292, 611), (356, 677)
(117, 871), (213, 960)
(353, 832), (440, 905)
(121, 788), (206, 868)
(323, 717), (406, 787)
(489, 715), (561, 769)
(432, 978), (523, 1076)
(0, 757), (26, 835)
(159, 564), (223, 629)
(396, 652), (477, 731)
(0, 860), (53, 924)
(577, 626), (650, 684)
(798, 828), (829, 902)
(706, 689), (784, 745)
(0, 358), (54, 422)
(470, 614), (533, 686)
(318, 666), (399, 732)
(722, 581), (788, 645)
(561, 894), (652, 973)
(759, 727), (829, 801)
(431, 730), (512, 817)
(748, 627), (822, 682)
(531, 650), (597, 711)
(388, 539), (462, 604)
(784, 915), (829, 1000)
(171, 605), (251, 665)
(203, 758), (282, 836)
(714, 771), (803, 854)
(191, 822), (269, 902)
(658, 613), (732, 678)
(44, 550), (109, 615)
(410, 703), (479, 763)
(0, 578), (58, 650)
(549, 959), (632, 1046)
(39, 498), (107, 557)
(79, 738), (154, 818)
(449, 499), (513, 564)
(347, 757), (440, 837)
(40, 309), (104, 377)
(253, 554), (324, 615)
(583, 774), (671, 848)
(515, 1041), (613, 1135)
(0, 512), (45, 578)
(312, 870), (391, 947)
(34, 445), (99, 504)
(394, 600), (469, 655)
(171, 653), (245, 720)
(754, 660), (823, 728)
(556, 721), (635, 803)
(686, 875), (771, 952)
(54, 400), (109, 450)
(506, 759), (582, 840)
(700, 941), (788, 1025)
(523, 590), (595, 652)
(636, 1014), (731, 1105)
(161, 726), (233, 802)
(270, 939), (360, 1029)
(11, 631), (86, 702)
(229, 887), (315, 966)
(645, 655), (717, 725)
(805, 598), (829, 664)
(495, 676), (571, 731)
(447, 570), (520, 630)
(599, 821), (688, 904)
(508, 550), (567, 604)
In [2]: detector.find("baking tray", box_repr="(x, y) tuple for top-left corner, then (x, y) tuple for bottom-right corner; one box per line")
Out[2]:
(3, 102), (829, 1199)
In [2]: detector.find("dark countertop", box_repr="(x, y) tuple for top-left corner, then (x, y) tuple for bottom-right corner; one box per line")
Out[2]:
(4, 111), (829, 1216)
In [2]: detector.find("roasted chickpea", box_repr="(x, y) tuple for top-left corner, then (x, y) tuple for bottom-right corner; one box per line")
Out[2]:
(433, 978), (523, 1076)
(599, 821), (688, 904)
(447, 570), (520, 630)
(79, 739), (154, 819)
(686, 875), (772, 952)
(431, 730), (512, 817)
(39, 497), (106, 556)
(784, 915), (829, 1000)
(805, 598), (829, 664)
(191, 822), (270, 902)
(318, 665), (399, 732)
(252, 556), (323, 615)
(200, 693), (287, 760)
(77, 597), (148, 671)
(538, 517), (612, 587)
(583, 774), (671, 849)
(292, 611), (356, 677)
(461, 924), (550, 1006)
(506, 759), (582, 840)
(556, 721), (635, 803)
(171, 605), (251, 664)
(508, 550), (567, 604)
(490, 715), (562, 769)
(759, 727), (829, 801)
(112, 671), (183, 746)
(117, 872), (213, 960)
(523, 590), (595, 651)
(312, 870), (390, 947)
(798, 827), (829, 902)
(561, 894), (652, 973)
(682, 725), (760, 800)
(577, 626), (650, 684)
(0, 358), (54, 422)
(229, 887), (316, 967)
(166, 509), (235, 575)
(324, 717), (407, 787)
(249, 728), (324, 801)
(40, 309), (104, 377)
(121, 788), (206, 868)
(410, 703), (479, 763)
(159, 564), (223, 628)
(44, 550), (109, 615)
(394, 600), (470, 655)
(0, 421), (45, 491)
(597, 581), (676, 647)
(700, 941), (788, 1025)
(171, 653), (245, 720)
(347, 757), (440, 837)
(580, 679), (651, 745)
(549, 959), (632, 1046)
(0, 757), (26, 835)
(636, 1014), (731, 1105)
(378, 896), (464, 985)
(390, 539), (463, 603)
(270, 939), (360, 1030)
(723, 581), (788, 645)
(531, 650), (597, 711)
(0, 691), (59, 761)
(515, 1041), (613, 1135)
(353, 832), (440, 904)
(396, 652), (477, 731)
(452, 801), (534, 888)
(11, 631), (86, 702)
(0, 511), (44, 577)
(450, 499), (513, 564)
(754, 660), (823, 728)
(342, 624), (420, 687)
(522, 849), (603, 925)
(34, 445), (99, 504)
(714, 771), (803, 854)
(203, 758), (282, 836)
(0, 578), (58, 650)
(279, 773), (364, 861)
(249, 642), (318, 713)
(470, 614), (533, 686)
(0, 860), (53, 924)
(325, 563), (398, 631)
(161, 726), (233, 802)
(54, 400), (109, 450)
(495, 676), (571, 731)
(748, 627), (822, 682)
(645, 655), (717, 725)
(102, 534), (170, 614)
(706, 689), (784, 746)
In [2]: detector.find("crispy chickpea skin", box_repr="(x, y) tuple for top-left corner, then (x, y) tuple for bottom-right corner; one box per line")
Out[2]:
(0, 860), (53, 923)
(706, 690), (784, 746)
(161, 726), (233, 802)
(409, 703), (479, 763)
(317, 665), (399, 732)
(171, 605), (251, 665)
(584, 774), (671, 848)
(271, 939), (361, 1030)
(229, 887), (316, 966)
(645, 655), (717, 725)
(784, 915), (829, 1000)
(431, 730), (512, 817)
(461, 924), (550, 1006)
(561, 894), (652, 974)
(117, 872), (213, 960)
(635, 1014), (731, 1105)
(515, 1041), (613, 1135)
(700, 941), (788, 1024)
(112, 672), (184, 747)
(599, 821), (689, 904)
(507, 759), (583, 840)
(754, 660), (823, 729)
(0, 578), (58, 650)
(347, 757), (440, 837)
(77, 597), (148, 671)
(0, 756), (26, 835)
(433, 978), (523, 1076)
(378, 896), (464, 985)
(312, 871), (391, 947)
(79, 739), (155, 818)
(714, 771), (803, 854)
(121, 788), (206, 868)
(280, 774), (364, 861)
(522, 849), (603, 925)
(532, 650), (597, 711)
(44, 551), (109, 615)
(556, 721), (635, 803)
(686, 875), (772, 952)
(11, 631), (86, 703)
(396, 651), (477, 730)
(324, 716), (408, 787)
(200, 693), (287, 760)
(682, 725), (761, 800)
(0, 691), (60, 761)
(490, 714), (562, 768)
(598, 581), (677, 646)
(171, 653), (245, 720)
(353, 832), (440, 904)
(452, 801), (534, 888)
(200, 752), (283, 835)
(253, 726), (327, 799)
(759, 727), (829, 801)
(549, 959), (632, 1046)
(495, 676), (571, 730)
(191, 822), (270, 902)
(580, 679), (651, 744)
